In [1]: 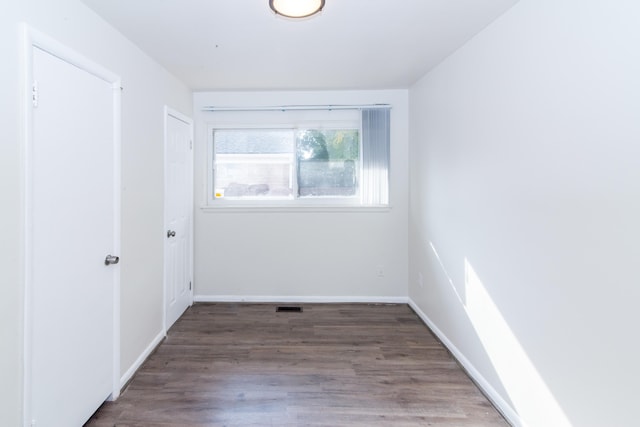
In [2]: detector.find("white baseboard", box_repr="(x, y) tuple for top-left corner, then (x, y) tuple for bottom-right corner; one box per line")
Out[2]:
(194, 295), (409, 304)
(408, 299), (522, 427)
(119, 329), (165, 389)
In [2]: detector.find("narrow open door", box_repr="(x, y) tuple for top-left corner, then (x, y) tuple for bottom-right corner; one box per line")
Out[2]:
(164, 108), (194, 330)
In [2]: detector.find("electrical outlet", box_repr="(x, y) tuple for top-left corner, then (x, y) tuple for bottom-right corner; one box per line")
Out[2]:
(377, 265), (384, 277)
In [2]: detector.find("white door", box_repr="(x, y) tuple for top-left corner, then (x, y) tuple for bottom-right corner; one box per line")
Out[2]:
(28, 44), (119, 426)
(164, 109), (193, 329)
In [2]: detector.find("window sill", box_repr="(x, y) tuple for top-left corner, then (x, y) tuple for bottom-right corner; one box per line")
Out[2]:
(199, 204), (392, 213)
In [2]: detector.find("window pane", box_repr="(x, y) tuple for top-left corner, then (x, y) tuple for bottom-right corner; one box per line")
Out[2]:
(214, 129), (294, 199)
(296, 129), (359, 197)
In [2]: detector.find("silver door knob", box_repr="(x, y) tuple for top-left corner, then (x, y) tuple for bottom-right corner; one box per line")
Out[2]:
(167, 230), (176, 238)
(104, 255), (120, 265)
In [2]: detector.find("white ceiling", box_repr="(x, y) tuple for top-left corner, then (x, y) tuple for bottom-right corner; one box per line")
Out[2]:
(82, 0), (519, 91)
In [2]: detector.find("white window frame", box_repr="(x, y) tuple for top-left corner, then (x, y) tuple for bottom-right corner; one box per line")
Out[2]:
(202, 107), (390, 212)
(207, 126), (363, 208)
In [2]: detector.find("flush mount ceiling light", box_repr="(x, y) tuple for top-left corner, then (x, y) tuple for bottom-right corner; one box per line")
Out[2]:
(269, 0), (325, 18)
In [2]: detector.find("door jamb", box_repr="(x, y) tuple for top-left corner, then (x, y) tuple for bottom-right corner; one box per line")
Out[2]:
(162, 106), (194, 335)
(21, 25), (122, 426)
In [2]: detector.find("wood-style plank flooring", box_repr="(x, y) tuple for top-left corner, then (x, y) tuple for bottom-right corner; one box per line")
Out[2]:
(86, 303), (508, 426)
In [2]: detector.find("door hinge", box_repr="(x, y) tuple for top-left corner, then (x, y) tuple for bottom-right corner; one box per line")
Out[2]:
(189, 281), (192, 290)
(190, 140), (193, 150)
(32, 81), (39, 108)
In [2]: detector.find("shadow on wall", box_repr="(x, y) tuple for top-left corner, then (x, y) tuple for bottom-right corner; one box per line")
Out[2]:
(428, 241), (571, 426)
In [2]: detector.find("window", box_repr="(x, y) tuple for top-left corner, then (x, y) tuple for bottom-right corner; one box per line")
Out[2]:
(207, 107), (389, 207)
(213, 129), (295, 199)
(297, 129), (359, 198)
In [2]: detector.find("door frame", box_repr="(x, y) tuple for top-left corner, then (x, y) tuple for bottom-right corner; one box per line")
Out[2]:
(163, 106), (194, 333)
(21, 25), (122, 425)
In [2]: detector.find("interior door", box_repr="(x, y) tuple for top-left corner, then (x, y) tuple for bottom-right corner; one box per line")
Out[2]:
(29, 45), (119, 426)
(164, 109), (193, 329)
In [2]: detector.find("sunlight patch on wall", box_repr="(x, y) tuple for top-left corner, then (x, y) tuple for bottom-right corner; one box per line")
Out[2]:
(464, 258), (570, 427)
(429, 241), (464, 305)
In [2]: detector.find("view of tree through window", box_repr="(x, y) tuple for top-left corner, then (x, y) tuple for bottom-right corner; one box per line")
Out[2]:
(213, 128), (359, 200)
(296, 129), (359, 197)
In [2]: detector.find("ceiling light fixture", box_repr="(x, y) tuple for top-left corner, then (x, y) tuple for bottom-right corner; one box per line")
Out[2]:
(269, 0), (325, 19)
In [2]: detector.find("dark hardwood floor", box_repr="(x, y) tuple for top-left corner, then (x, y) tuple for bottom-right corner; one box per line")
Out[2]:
(86, 303), (508, 426)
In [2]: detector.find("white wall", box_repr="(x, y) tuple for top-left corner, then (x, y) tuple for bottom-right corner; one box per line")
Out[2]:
(0, 0), (192, 424)
(409, 1), (640, 426)
(193, 91), (409, 301)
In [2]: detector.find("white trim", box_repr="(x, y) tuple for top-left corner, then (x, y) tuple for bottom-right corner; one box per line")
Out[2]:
(200, 205), (392, 213)
(194, 295), (409, 304)
(110, 64), (122, 403)
(27, 26), (119, 85)
(408, 299), (523, 427)
(202, 104), (391, 112)
(206, 123), (215, 206)
(166, 107), (193, 127)
(21, 24), (34, 427)
(162, 107), (168, 334)
(119, 330), (165, 389)
(163, 106), (195, 334)
(22, 24), (122, 425)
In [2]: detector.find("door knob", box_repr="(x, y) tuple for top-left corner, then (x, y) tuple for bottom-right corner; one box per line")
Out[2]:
(104, 255), (120, 265)
(167, 230), (176, 238)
